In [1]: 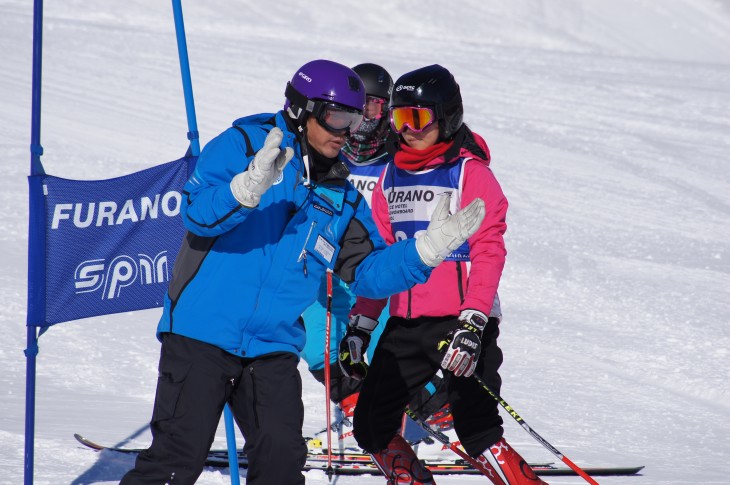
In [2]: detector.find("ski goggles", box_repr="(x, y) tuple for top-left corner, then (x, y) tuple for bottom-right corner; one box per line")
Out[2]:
(390, 106), (436, 133)
(314, 102), (364, 134)
(364, 95), (387, 120)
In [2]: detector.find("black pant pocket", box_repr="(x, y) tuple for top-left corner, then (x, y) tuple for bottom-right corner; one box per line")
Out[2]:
(152, 341), (192, 423)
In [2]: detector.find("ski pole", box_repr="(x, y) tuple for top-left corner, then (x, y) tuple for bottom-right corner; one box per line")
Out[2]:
(473, 374), (600, 485)
(323, 270), (335, 481)
(404, 408), (506, 485)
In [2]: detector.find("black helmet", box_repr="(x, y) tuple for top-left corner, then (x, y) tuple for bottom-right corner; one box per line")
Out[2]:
(346, 63), (394, 145)
(390, 64), (463, 139)
(353, 63), (393, 100)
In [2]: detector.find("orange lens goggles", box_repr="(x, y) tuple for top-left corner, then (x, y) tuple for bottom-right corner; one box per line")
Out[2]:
(390, 106), (435, 133)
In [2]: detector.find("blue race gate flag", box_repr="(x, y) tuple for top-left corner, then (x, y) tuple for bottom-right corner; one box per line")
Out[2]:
(27, 156), (195, 326)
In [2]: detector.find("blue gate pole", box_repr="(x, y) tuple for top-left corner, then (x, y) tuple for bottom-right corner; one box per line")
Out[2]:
(30, 0), (45, 176)
(222, 406), (241, 484)
(171, 0), (200, 157)
(24, 327), (38, 485)
(25, 0), (46, 483)
(170, 2), (240, 484)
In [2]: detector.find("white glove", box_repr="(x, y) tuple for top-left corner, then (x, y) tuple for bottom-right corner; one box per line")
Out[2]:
(416, 193), (485, 267)
(230, 127), (294, 208)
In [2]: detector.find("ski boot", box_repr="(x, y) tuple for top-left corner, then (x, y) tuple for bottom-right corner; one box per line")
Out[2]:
(333, 393), (361, 453)
(371, 434), (436, 484)
(425, 404), (453, 432)
(339, 391), (359, 419)
(485, 438), (549, 484)
(307, 392), (363, 455)
(408, 404), (457, 463)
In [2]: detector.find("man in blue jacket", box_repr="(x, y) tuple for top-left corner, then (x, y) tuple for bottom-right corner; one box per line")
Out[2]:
(121, 59), (485, 485)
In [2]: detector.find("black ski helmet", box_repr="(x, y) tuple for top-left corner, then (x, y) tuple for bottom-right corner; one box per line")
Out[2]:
(351, 63), (393, 140)
(353, 63), (393, 100)
(390, 64), (463, 139)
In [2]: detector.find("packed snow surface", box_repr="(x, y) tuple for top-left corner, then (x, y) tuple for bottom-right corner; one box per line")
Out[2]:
(1, 0), (729, 483)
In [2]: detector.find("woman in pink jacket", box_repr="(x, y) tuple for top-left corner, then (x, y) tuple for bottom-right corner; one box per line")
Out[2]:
(338, 65), (548, 485)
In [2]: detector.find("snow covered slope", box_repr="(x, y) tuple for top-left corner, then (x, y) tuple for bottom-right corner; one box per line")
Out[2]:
(1, 0), (729, 483)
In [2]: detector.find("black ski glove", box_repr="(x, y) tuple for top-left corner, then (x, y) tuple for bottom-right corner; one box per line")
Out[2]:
(439, 310), (488, 377)
(338, 314), (378, 380)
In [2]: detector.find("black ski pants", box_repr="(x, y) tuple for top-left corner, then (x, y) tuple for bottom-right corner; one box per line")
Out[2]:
(120, 333), (307, 485)
(353, 315), (504, 457)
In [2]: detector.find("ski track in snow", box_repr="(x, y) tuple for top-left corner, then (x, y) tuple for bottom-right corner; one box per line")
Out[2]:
(1, 0), (730, 483)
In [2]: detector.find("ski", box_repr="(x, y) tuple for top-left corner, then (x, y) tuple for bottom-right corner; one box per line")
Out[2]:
(74, 433), (644, 476)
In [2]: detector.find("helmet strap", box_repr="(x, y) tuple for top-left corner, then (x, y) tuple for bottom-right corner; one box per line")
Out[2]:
(285, 82), (317, 116)
(282, 105), (312, 186)
(437, 91), (462, 139)
(286, 105), (304, 124)
(300, 125), (312, 187)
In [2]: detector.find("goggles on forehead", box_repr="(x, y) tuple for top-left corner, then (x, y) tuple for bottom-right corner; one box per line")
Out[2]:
(390, 106), (436, 133)
(313, 102), (364, 134)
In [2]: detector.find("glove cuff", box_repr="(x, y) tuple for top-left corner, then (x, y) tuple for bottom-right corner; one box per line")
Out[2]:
(458, 309), (488, 334)
(415, 233), (442, 267)
(230, 172), (260, 208)
(349, 314), (378, 334)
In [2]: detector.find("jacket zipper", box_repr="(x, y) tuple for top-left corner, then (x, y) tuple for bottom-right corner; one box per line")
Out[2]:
(297, 220), (317, 276)
(456, 261), (465, 303)
(406, 289), (412, 319)
(407, 262), (462, 320)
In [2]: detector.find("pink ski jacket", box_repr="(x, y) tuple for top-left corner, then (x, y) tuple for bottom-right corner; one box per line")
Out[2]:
(351, 129), (507, 321)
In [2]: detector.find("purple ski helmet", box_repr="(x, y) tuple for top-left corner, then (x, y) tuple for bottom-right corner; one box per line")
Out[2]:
(284, 59), (366, 132)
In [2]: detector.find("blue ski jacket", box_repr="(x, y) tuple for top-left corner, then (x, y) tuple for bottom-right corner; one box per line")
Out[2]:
(157, 111), (432, 358)
(301, 150), (392, 371)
